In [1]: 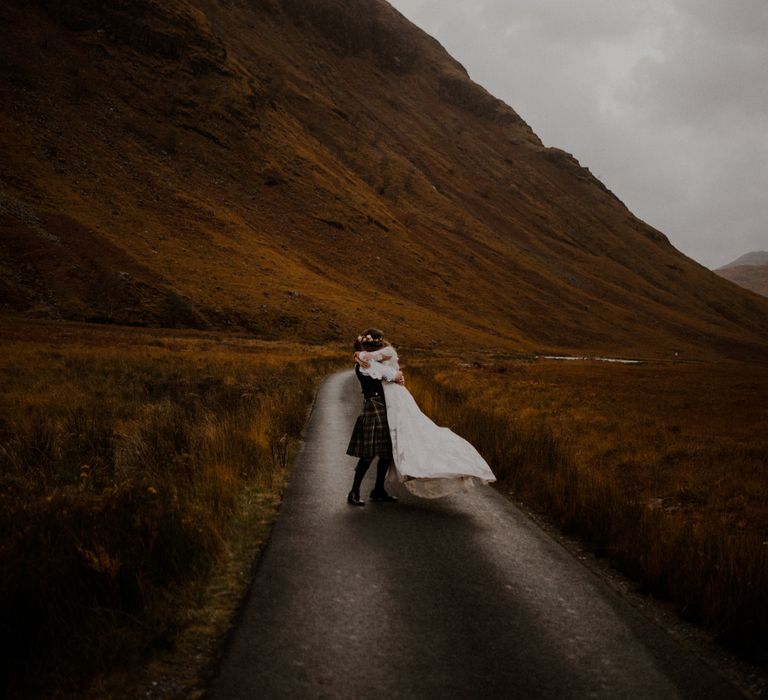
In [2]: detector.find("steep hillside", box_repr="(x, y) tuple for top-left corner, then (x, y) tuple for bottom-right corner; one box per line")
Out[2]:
(716, 266), (768, 298)
(2, 0), (767, 359)
(715, 251), (768, 297)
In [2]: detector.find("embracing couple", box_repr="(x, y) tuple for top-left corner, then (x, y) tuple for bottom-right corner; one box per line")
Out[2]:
(345, 328), (496, 506)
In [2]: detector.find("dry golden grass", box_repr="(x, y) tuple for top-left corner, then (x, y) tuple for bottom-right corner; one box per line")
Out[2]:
(0, 319), (343, 697)
(407, 357), (768, 661)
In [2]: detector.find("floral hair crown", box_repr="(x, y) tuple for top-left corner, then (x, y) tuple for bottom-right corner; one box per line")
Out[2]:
(357, 334), (382, 344)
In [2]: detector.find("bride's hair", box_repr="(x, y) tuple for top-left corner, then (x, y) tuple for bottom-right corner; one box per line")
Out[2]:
(355, 328), (388, 351)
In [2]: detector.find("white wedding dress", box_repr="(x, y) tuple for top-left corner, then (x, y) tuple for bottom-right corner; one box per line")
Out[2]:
(358, 348), (496, 499)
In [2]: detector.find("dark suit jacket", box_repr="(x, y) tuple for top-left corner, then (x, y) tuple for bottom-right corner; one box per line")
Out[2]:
(355, 364), (384, 399)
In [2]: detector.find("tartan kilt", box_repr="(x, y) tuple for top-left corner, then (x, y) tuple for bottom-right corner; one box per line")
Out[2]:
(346, 395), (392, 459)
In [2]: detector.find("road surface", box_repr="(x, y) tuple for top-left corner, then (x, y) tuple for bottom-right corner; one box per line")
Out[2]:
(208, 371), (742, 699)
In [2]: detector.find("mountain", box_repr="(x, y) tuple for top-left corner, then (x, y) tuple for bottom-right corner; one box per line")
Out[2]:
(718, 251), (768, 269)
(715, 252), (768, 298)
(1, 0), (767, 360)
(716, 265), (768, 298)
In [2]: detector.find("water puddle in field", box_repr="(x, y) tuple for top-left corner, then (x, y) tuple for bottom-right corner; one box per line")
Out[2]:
(538, 355), (642, 364)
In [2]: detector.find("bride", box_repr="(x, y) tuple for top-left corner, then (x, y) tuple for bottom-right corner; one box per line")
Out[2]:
(354, 332), (496, 499)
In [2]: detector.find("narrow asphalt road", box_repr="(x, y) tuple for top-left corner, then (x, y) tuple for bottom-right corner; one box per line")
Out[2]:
(208, 371), (742, 699)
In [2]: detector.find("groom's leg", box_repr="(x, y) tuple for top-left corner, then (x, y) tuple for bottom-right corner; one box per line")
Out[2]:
(373, 456), (391, 494)
(351, 457), (373, 495)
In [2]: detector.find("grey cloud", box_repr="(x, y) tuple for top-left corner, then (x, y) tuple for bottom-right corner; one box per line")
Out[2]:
(622, 11), (768, 131)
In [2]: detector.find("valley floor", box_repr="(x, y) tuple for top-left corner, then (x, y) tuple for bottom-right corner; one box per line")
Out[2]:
(1, 317), (765, 696)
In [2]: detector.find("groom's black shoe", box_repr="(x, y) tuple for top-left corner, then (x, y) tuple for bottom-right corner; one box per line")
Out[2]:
(370, 490), (398, 503)
(347, 490), (365, 506)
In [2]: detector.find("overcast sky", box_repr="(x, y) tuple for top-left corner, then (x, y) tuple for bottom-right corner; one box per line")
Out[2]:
(388, 0), (768, 269)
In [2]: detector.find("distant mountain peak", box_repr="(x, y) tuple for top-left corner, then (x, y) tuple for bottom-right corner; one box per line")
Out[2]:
(717, 251), (768, 270)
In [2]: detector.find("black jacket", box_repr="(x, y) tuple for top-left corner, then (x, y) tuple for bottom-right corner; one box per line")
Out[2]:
(355, 364), (384, 399)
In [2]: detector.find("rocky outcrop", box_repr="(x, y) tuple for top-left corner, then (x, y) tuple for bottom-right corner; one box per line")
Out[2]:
(34, 0), (227, 73)
(281, 0), (420, 73)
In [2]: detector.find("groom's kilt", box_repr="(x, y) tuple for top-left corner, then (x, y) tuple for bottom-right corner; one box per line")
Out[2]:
(346, 395), (392, 459)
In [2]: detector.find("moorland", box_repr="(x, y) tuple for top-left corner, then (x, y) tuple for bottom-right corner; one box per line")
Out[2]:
(1, 0), (767, 695)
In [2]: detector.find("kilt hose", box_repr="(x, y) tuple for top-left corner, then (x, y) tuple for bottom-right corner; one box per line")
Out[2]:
(346, 395), (393, 459)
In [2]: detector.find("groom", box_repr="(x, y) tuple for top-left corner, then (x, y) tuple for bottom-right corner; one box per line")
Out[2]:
(345, 329), (401, 506)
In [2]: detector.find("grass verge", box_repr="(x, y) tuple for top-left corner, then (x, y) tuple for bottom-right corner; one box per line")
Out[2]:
(406, 358), (768, 663)
(0, 321), (342, 697)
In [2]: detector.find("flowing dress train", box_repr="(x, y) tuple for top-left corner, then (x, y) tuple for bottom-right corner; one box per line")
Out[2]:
(359, 348), (496, 499)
